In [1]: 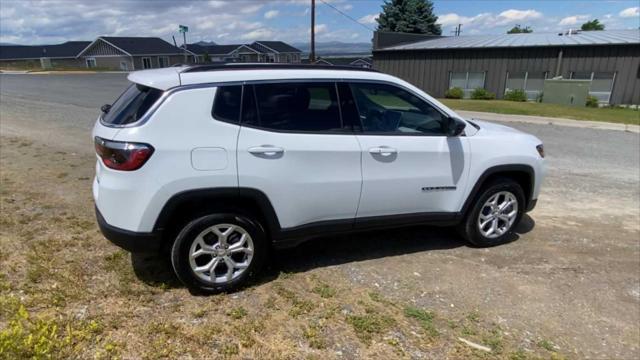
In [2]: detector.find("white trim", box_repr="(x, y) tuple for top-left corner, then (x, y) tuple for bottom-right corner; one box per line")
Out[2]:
(76, 37), (132, 58)
(233, 44), (261, 54)
(141, 56), (153, 69)
(253, 41), (280, 54)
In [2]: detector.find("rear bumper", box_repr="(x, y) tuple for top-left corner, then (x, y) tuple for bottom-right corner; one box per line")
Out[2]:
(95, 207), (162, 253)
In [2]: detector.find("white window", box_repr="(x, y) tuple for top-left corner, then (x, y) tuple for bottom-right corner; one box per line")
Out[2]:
(142, 57), (152, 69)
(157, 56), (170, 68)
(86, 57), (96, 68)
(505, 71), (548, 100)
(570, 71), (616, 103)
(449, 71), (486, 97)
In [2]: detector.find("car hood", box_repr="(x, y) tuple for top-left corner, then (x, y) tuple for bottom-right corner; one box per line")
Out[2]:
(472, 119), (524, 134)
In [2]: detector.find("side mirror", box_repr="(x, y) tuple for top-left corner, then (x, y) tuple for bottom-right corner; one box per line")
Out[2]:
(101, 104), (112, 114)
(445, 117), (466, 136)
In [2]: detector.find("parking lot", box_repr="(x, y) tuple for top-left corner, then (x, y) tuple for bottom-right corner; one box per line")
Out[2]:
(1, 73), (639, 359)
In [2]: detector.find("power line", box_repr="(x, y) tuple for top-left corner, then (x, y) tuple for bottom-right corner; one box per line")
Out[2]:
(317, 0), (375, 32)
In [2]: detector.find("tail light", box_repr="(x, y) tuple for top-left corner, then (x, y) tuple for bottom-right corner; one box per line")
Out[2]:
(94, 137), (154, 171)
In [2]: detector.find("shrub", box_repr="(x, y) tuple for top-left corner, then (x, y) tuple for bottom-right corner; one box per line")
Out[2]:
(586, 95), (599, 108)
(504, 89), (527, 102)
(470, 88), (496, 100)
(536, 92), (544, 103)
(444, 87), (464, 99)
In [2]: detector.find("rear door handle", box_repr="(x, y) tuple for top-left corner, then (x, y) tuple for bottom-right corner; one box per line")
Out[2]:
(248, 146), (284, 156)
(369, 146), (397, 156)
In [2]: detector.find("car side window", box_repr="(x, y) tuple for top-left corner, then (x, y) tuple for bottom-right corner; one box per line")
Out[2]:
(349, 82), (448, 135)
(246, 82), (344, 132)
(212, 85), (242, 124)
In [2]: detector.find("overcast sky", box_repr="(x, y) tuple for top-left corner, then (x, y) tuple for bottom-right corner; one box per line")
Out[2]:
(1, 0), (638, 45)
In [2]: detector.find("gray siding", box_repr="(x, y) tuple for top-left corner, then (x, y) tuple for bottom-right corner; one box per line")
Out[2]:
(374, 45), (640, 104)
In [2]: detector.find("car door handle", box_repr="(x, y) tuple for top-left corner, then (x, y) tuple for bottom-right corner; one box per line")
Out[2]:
(369, 146), (397, 156)
(248, 146), (284, 156)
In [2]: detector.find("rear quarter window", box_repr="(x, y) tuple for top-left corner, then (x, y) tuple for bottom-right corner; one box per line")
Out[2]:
(102, 83), (163, 126)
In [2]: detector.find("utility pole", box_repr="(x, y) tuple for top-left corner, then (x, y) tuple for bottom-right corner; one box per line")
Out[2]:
(310, 0), (316, 63)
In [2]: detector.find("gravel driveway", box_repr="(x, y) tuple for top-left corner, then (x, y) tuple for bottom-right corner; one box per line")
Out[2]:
(1, 73), (638, 359)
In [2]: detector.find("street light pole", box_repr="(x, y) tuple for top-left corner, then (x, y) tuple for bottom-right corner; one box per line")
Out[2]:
(310, 0), (315, 63)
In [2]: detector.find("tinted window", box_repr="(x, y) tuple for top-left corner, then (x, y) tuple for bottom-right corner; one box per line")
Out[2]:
(249, 82), (343, 132)
(102, 83), (163, 125)
(350, 82), (447, 135)
(212, 86), (242, 123)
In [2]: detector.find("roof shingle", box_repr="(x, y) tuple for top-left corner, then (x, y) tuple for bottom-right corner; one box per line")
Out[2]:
(0, 41), (91, 60)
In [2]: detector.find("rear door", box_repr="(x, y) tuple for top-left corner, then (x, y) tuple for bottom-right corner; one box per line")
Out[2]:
(341, 81), (470, 220)
(237, 82), (362, 229)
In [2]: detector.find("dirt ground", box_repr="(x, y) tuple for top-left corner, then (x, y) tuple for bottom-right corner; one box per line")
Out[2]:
(1, 74), (639, 359)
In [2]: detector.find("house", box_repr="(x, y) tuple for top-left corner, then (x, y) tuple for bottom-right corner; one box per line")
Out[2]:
(373, 29), (640, 105)
(77, 36), (188, 70)
(186, 41), (302, 63)
(0, 41), (90, 69)
(307, 56), (373, 68)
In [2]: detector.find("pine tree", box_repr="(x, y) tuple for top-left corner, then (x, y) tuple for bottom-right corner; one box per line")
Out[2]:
(376, 0), (442, 35)
(507, 25), (533, 34)
(581, 19), (605, 31)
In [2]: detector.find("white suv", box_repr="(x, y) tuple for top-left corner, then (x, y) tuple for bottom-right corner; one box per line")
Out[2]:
(93, 64), (545, 293)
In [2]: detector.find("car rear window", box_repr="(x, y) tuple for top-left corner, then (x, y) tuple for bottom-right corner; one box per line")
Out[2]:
(212, 85), (242, 124)
(102, 83), (163, 125)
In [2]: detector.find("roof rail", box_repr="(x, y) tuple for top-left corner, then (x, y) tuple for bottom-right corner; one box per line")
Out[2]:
(180, 63), (378, 73)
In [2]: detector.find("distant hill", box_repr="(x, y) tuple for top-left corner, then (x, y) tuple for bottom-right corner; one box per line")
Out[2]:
(194, 41), (218, 46)
(292, 41), (372, 56)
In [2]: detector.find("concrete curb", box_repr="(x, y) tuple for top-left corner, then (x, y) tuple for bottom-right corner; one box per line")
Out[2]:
(456, 110), (640, 134)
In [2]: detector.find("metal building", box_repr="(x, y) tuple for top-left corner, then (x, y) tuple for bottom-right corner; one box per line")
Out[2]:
(373, 30), (640, 105)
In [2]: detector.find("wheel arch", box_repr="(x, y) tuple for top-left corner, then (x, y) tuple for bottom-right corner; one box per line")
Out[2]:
(154, 187), (281, 248)
(461, 164), (535, 216)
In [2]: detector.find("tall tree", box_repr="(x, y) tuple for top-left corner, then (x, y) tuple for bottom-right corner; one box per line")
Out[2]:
(581, 19), (605, 31)
(376, 0), (442, 35)
(507, 24), (533, 34)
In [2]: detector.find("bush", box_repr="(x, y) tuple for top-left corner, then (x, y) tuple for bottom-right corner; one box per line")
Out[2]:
(470, 88), (496, 100)
(536, 92), (544, 103)
(444, 87), (464, 99)
(586, 95), (599, 108)
(504, 89), (527, 102)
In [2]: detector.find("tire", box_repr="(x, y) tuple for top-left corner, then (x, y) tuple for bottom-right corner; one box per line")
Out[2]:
(171, 213), (266, 294)
(459, 178), (525, 247)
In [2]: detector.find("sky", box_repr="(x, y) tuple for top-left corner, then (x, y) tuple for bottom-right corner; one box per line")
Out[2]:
(0, 0), (638, 45)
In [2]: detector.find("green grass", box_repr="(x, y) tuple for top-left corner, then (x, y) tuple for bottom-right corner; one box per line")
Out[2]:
(404, 306), (438, 337)
(440, 99), (639, 125)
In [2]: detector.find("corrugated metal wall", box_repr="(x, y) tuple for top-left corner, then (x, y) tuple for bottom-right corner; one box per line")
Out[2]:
(373, 45), (640, 104)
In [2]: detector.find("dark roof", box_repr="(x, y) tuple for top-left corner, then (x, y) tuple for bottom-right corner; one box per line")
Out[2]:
(99, 37), (183, 55)
(251, 41), (302, 53)
(319, 57), (372, 66)
(380, 29), (640, 51)
(0, 41), (90, 60)
(186, 43), (242, 55)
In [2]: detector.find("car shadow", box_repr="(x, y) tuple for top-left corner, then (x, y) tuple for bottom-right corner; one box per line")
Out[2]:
(130, 214), (535, 290)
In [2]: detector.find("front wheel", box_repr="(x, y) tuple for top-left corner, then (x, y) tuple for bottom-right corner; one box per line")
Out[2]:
(459, 178), (525, 247)
(171, 214), (266, 294)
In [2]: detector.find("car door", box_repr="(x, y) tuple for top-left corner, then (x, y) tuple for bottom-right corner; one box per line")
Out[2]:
(342, 81), (471, 221)
(237, 82), (362, 230)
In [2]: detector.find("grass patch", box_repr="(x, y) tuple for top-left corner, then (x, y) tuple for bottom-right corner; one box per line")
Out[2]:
(302, 324), (326, 349)
(538, 339), (555, 351)
(312, 283), (336, 298)
(227, 306), (247, 320)
(0, 296), (103, 359)
(346, 311), (395, 344)
(404, 306), (438, 337)
(440, 99), (640, 125)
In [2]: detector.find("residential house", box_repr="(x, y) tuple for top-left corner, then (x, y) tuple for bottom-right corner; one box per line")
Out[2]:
(0, 41), (90, 69)
(307, 56), (373, 68)
(186, 41), (302, 63)
(77, 36), (188, 70)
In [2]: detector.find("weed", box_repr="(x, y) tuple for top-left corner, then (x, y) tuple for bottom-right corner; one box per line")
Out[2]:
(509, 349), (528, 360)
(312, 283), (336, 298)
(483, 327), (504, 353)
(467, 310), (480, 323)
(538, 339), (555, 351)
(228, 306), (247, 320)
(346, 312), (395, 343)
(220, 343), (239, 356)
(404, 306), (438, 337)
(302, 324), (326, 349)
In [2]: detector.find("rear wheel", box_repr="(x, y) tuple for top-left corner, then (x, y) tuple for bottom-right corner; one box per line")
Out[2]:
(171, 214), (266, 294)
(460, 178), (525, 247)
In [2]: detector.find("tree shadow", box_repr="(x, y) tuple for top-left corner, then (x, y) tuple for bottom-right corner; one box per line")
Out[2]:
(129, 215), (536, 290)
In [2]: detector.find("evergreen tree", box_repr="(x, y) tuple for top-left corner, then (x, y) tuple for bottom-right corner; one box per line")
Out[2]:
(507, 24), (533, 34)
(376, 0), (442, 35)
(581, 19), (605, 31)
